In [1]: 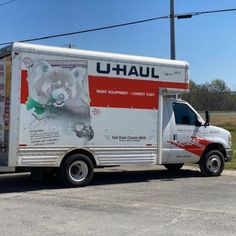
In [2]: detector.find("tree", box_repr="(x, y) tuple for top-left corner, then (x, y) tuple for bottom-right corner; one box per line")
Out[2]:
(206, 79), (230, 93)
(180, 79), (235, 111)
(206, 79), (230, 110)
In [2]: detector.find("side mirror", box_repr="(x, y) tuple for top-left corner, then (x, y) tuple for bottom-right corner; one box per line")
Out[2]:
(195, 118), (202, 127)
(205, 110), (210, 126)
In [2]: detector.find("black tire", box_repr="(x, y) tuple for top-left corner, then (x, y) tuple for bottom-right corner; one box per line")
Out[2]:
(60, 154), (94, 187)
(199, 150), (225, 177)
(164, 164), (184, 171)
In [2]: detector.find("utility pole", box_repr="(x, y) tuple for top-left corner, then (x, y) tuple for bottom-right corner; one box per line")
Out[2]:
(170, 0), (176, 60)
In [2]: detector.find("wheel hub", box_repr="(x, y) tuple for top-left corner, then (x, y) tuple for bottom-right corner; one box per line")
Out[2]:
(69, 161), (88, 182)
(207, 155), (221, 173)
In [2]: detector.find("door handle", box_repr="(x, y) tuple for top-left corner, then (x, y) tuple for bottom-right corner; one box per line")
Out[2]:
(173, 134), (178, 140)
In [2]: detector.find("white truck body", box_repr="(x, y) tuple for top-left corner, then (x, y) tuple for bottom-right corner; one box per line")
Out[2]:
(0, 42), (232, 186)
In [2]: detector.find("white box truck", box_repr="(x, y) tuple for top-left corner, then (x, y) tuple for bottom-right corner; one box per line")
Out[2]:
(0, 42), (232, 186)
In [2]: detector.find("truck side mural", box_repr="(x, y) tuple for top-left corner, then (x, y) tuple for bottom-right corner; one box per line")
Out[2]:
(19, 55), (188, 148)
(20, 59), (94, 146)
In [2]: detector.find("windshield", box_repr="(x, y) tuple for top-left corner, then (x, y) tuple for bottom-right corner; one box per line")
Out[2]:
(173, 102), (204, 126)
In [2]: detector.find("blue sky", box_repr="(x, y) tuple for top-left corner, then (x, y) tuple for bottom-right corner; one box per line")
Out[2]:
(1, 0), (236, 89)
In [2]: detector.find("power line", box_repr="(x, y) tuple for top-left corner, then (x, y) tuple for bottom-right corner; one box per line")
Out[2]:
(0, 0), (15, 7)
(193, 8), (236, 16)
(177, 7), (236, 19)
(0, 7), (236, 46)
(0, 15), (169, 46)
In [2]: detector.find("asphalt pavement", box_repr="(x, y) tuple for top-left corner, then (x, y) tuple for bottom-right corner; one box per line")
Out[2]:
(0, 165), (236, 236)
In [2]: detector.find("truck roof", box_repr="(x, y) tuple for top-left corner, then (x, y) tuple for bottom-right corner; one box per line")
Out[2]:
(8, 42), (188, 69)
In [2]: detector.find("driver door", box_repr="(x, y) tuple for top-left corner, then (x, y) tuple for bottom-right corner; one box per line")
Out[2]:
(168, 102), (205, 163)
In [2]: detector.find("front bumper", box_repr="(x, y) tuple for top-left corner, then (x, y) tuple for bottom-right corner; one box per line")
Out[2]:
(225, 148), (233, 162)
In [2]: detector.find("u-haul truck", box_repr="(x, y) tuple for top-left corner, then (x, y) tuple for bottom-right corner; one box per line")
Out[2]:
(0, 42), (232, 186)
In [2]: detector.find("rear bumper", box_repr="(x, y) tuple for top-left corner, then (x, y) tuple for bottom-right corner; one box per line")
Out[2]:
(225, 149), (233, 162)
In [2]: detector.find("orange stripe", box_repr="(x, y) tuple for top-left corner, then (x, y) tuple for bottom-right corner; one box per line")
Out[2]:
(21, 70), (29, 104)
(157, 81), (189, 90)
(19, 144), (27, 147)
(89, 76), (188, 109)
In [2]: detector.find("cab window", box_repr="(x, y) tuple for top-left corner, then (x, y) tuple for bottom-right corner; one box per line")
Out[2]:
(173, 102), (198, 125)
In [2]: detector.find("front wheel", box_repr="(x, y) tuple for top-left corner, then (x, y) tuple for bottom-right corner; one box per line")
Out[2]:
(199, 150), (225, 177)
(60, 154), (94, 187)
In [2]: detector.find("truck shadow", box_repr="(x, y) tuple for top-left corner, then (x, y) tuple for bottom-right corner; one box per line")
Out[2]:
(0, 168), (203, 194)
(91, 168), (203, 186)
(0, 172), (63, 194)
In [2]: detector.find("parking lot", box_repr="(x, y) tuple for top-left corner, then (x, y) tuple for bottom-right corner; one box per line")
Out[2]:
(0, 165), (236, 236)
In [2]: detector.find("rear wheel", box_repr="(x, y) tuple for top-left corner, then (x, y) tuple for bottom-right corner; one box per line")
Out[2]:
(60, 154), (94, 187)
(164, 164), (184, 172)
(199, 150), (225, 176)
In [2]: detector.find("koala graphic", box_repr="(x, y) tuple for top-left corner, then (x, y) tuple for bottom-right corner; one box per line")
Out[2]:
(27, 61), (90, 115)
(25, 60), (93, 141)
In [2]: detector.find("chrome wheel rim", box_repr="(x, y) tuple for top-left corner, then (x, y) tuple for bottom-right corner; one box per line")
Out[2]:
(69, 161), (88, 182)
(207, 155), (221, 173)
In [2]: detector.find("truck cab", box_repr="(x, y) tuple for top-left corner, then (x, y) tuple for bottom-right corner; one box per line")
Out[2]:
(162, 97), (232, 176)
